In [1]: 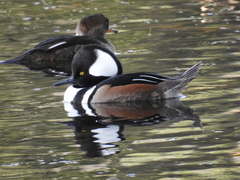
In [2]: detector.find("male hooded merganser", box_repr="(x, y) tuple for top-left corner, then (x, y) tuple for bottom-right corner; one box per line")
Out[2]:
(1, 14), (117, 74)
(54, 45), (201, 104)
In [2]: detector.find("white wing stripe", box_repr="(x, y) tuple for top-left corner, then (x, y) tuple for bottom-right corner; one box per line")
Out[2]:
(139, 75), (161, 80)
(139, 74), (166, 81)
(48, 42), (67, 50)
(132, 78), (158, 83)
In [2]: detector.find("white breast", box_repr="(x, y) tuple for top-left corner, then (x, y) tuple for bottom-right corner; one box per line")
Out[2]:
(64, 85), (82, 103)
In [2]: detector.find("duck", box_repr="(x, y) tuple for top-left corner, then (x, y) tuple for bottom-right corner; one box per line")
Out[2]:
(1, 14), (117, 75)
(54, 45), (201, 104)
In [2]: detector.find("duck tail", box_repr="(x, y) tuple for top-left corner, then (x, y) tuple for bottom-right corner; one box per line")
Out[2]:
(163, 61), (201, 98)
(177, 61), (201, 80)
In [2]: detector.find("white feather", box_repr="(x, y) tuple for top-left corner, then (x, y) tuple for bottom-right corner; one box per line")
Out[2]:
(140, 74), (163, 80)
(64, 85), (82, 102)
(89, 49), (118, 77)
(48, 42), (67, 50)
(81, 86), (96, 104)
(132, 78), (158, 83)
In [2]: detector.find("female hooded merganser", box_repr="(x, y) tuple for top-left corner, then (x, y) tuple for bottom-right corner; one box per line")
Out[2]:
(54, 45), (201, 104)
(1, 14), (117, 74)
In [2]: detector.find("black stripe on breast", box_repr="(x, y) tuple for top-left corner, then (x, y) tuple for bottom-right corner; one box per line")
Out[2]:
(73, 86), (93, 104)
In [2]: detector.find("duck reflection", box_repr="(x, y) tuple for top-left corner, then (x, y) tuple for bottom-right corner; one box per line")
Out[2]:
(60, 98), (201, 158)
(61, 117), (124, 158)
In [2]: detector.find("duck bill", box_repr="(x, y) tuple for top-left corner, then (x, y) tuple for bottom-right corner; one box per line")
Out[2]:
(107, 28), (118, 33)
(53, 76), (76, 86)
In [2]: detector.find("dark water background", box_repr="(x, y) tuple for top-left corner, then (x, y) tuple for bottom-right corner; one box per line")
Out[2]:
(0, 0), (239, 179)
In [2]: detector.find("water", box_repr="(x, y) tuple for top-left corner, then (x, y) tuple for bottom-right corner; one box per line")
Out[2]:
(0, 0), (239, 179)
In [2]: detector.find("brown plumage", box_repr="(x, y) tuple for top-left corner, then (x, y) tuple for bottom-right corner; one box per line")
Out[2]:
(91, 84), (159, 103)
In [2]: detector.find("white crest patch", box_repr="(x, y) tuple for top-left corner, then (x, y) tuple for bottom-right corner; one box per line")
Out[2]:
(89, 49), (118, 77)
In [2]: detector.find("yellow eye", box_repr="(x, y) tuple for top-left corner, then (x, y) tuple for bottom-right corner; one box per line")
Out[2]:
(79, 72), (84, 75)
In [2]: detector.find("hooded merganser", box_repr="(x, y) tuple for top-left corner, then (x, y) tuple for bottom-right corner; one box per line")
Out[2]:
(54, 45), (201, 104)
(1, 14), (117, 74)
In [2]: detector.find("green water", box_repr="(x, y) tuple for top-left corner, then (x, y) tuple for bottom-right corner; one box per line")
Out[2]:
(0, 0), (239, 179)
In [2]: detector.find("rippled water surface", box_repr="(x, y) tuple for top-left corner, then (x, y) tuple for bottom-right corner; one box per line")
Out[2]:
(0, 0), (239, 179)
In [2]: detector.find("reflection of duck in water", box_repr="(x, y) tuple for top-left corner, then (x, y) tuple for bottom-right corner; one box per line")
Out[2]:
(54, 45), (201, 103)
(61, 99), (201, 158)
(1, 14), (117, 75)
(61, 117), (124, 158)
(65, 98), (201, 126)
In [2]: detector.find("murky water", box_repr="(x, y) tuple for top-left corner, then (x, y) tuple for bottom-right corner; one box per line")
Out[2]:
(0, 0), (239, 179)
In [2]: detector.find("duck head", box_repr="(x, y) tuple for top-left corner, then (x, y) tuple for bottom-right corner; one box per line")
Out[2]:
(54, 45), (122, 87)
(76, 14), (118, 37)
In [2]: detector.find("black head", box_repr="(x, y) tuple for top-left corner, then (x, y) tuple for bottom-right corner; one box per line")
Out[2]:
(54, 45), (122, 87)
